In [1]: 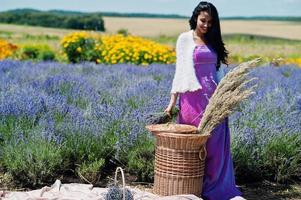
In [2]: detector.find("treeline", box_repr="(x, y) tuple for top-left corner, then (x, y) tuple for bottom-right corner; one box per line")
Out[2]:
(100, 12), (187, 19)
(0, 9), (105, 31)
(222, 16), (301, 22)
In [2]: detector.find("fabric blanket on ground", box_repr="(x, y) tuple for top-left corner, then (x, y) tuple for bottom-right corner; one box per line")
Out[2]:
(0, 180), (202, 200)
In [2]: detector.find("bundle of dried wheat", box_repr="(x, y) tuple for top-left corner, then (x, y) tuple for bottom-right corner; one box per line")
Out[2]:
(197, 58), (261, 135)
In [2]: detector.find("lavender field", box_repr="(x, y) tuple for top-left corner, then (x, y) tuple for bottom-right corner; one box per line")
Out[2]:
(0, 60), (300, 187)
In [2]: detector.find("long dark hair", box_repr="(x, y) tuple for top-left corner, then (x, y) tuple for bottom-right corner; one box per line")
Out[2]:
(189, 1), (228, 69)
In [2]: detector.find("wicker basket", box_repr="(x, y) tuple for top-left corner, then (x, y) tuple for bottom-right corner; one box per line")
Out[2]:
(145, 123), (210, 197)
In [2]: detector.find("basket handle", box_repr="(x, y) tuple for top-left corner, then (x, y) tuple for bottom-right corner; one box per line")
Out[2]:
(199, 145), (207, 160)
(114, 167), (126, 200)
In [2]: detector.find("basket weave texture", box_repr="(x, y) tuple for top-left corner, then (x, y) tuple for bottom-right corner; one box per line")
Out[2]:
(146, 124), (210, 197)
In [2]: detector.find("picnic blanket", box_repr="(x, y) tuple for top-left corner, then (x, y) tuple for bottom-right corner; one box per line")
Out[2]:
(0, 180), (202, 200)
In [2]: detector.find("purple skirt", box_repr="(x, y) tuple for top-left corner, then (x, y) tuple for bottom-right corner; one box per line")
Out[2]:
(177, 44), (242, 200)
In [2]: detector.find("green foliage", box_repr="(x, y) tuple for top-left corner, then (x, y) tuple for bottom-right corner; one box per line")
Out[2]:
(40, 49), (56, 61)
(1, 136), (63, 187)
(0, 30), (13, 39)
(229, 54), (269, 65)
(0, 115), (37, 141)
(117, 28), (129, 36)
(232, 134), (301, 183)
(65, 14), (105, 31)
(23, 33), (59, 41)
(126, 135), (155, 182)
(223, 33), (301, 45)
(232, 142), (263, 182)
(21, 46), (39, 59)
(261, 134), (301, 183)
(62, 123), (119, 171)
(19, 44), (56, 61)
(62, 35), (99, 63)
(76, 158), (105, 184)
(0, 10), (105, 31)
(0, 172), (14, 189)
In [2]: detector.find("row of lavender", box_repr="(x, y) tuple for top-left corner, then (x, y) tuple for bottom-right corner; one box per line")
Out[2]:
(0, 60), (300, 187)
(230, 65), (301, 182)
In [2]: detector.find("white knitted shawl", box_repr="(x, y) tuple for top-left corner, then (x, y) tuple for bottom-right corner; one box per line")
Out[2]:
(171, 30), (202, 94)
(170, 30), (225, 94)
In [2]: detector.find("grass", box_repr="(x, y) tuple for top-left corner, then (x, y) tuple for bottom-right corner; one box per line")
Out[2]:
(0, 23), (74, 51)
(223, 33), (301, 44)
(223, 34), (301, 59)
(239, 181), (301, 200)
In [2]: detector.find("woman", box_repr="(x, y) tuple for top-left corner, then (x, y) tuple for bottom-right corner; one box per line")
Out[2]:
(164, 2), (245, 200)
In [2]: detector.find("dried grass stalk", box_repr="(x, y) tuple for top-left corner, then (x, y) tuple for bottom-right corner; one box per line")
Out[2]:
(197, 58), (261, 135)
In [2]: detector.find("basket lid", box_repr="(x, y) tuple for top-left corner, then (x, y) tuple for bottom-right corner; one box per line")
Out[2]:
(145, 123), (198, 134)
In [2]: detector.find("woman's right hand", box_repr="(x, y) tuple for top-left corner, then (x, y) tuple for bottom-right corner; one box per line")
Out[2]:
(164, 105), (173, 117)
(165, 93), (178, 117)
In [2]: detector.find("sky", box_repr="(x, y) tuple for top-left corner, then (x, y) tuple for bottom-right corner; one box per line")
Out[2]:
(1, 0), (301, 17)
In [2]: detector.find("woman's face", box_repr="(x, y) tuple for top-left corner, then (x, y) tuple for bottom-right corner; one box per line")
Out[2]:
(196, 11), (212, 34)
